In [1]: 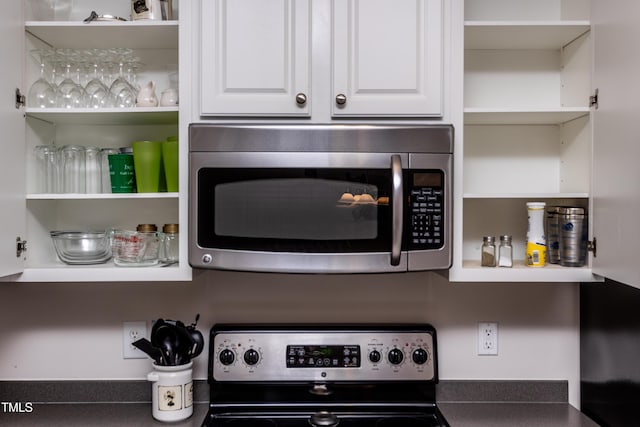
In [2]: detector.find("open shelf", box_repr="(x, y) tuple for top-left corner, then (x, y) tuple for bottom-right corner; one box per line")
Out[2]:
(25, 20), (179, 49)
(464, 21), (590, 50)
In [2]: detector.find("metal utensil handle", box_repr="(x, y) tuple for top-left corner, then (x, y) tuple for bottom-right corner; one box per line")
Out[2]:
(391, 154), (403, 266)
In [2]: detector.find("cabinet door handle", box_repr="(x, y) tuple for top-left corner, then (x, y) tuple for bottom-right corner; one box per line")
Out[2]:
(335, 93), (347, 105)
(295, 93), (307, 105)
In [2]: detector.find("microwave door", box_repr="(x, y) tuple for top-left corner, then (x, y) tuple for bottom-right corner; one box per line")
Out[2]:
(190, 152), (409, 273)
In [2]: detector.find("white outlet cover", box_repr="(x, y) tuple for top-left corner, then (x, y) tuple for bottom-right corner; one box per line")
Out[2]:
(123, 321), (148, 359)
(477, 322), (498, 356)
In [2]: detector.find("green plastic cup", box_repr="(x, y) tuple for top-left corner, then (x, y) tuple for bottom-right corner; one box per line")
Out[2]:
(132, 141), (162, 193)
(162, 137), (179, 192)
(108, 154), (136, 193)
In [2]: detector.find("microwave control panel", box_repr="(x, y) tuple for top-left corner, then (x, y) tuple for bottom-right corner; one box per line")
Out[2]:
(409, 171), (444, 249)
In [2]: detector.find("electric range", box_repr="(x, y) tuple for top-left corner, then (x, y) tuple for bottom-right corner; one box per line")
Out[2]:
(202, 324), (449, 427)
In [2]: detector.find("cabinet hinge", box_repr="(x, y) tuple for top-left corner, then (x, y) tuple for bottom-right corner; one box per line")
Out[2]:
(16, 237), (27, 257)
(589, 89), (599, 109)
(587, 237), (596, 258)
(15, 88), (26, 109)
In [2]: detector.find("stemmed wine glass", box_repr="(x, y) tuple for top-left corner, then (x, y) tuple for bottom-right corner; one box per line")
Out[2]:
(83, 49), (111, 108)
(55, 49), (85, 108)
(109, 49), (137, 108)
(27, 49), (56, 108)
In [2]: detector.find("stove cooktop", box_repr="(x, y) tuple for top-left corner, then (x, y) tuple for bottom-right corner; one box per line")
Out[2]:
(203, 409), (447, 427)
(203, 325), (448, 427)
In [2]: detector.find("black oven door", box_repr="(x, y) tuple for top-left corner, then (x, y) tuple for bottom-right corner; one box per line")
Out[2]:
(190, 152), (410, 273)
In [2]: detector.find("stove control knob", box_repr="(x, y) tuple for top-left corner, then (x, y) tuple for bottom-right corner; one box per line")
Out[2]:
(412, 348), (429, 365)
(368, 350), (381, 364)
(388, 348), (404, 365)
(244, 349), (260, 365)
(219, 349), (235, 365)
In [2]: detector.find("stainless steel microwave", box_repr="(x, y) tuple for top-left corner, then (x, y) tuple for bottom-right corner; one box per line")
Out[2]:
(189, 124), (453, 273)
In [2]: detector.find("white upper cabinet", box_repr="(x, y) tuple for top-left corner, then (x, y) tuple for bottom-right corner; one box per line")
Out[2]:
(199, 0), (444, 118)
(332, 0), (444, 117)
(0, 0), (27, 279)
(450, 0), (598, 282)
(200, 0), (311, 116)
(0, 1), (191, 283)
(591, 0), (640, 288)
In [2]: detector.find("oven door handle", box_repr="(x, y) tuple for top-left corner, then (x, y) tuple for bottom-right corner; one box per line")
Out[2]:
(391, 154), (403, 266)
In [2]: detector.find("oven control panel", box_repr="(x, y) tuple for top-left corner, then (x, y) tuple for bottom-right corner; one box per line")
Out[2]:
(211, 329), (436, 382)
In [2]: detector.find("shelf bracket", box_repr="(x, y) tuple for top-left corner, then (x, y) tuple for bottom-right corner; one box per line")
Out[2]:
(16, 237), (27, 258)
(589, 89), (599, 110)
(587, 237), (596, 258)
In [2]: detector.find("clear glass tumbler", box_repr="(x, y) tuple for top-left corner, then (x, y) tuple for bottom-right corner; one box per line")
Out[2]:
(33, 145), (59, 193)
(60, 145), (86, 193)
(85, 146), (102, 193)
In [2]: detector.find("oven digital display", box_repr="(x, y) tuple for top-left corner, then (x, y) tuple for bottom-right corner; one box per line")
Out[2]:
(286, 345), (360, 368)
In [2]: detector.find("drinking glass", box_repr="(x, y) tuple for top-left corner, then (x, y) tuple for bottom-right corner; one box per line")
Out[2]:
(85, 146), (102, 193)
(27, 50), (56, 108)
(100, 148), (119, 193)
(33, 145), (59, 193)
(84, 50), (111, 108)
(55, 50), (85, 108)
(60, 145), (86, 193)
(109, 49), (137, 108)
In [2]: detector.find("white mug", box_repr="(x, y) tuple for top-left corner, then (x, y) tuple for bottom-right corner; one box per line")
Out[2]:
(147, 362), (193, 422)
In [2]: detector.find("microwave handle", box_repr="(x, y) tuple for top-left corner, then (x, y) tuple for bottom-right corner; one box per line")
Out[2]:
(391, 154), (403, 266)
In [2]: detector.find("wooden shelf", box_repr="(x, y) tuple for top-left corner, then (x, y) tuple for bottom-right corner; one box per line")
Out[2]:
(25, 108), (178, 125)
(451, 260), (601, 283)
(464, 21), (590, 50)
(25, 21), (178, 49)
(463, 193), (589, 199)
(26, 192), (179, 200)
(464, 108), (590, 125)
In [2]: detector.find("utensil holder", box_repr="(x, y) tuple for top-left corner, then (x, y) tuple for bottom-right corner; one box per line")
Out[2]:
(147, 361), (193, 422)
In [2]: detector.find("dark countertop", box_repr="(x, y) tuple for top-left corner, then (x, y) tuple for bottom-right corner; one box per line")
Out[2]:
(0, 380), (600, 426)
(439, 403), (599, 427)
(0, 402), (599, 427)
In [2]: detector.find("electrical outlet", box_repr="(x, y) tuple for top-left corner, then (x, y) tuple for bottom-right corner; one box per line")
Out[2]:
(123, 321), (148, 359)
(478, 322), (498, 356)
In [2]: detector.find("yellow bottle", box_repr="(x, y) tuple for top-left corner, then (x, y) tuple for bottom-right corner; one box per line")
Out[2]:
(526, 202), (546, 267)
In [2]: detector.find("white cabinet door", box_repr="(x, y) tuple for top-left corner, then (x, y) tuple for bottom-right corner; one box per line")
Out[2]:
(0, 1), (26, 278)
(591, 0), (640, 288)
(332, 0), (443, 117)
(200, 0), (311, 116)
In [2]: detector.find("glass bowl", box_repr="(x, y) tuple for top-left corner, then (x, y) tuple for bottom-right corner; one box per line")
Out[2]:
(50, 231), (112, 265)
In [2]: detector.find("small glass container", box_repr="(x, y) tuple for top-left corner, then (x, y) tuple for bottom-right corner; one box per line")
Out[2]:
(498, 235), (513, 268)
(481, 236), (496, 267)
(161, 223), (179, 263)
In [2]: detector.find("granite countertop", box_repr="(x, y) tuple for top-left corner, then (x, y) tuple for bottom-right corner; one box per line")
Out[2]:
(0, 402), (599, 426)
(0, 380), (599, 427)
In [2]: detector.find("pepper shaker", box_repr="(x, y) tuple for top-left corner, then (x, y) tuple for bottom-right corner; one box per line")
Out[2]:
(481, 236), (496, 267)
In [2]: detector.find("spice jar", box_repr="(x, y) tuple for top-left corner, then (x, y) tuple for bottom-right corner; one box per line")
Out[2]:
(161, 223), (179, 263)
(481, 236), (496, 267)
(498, 235), (513, 268)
